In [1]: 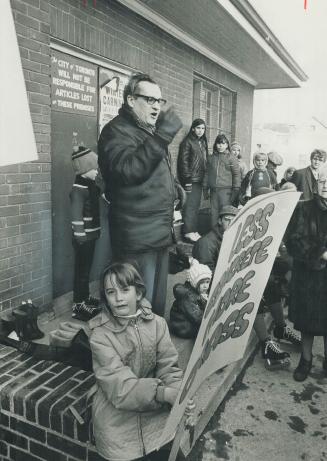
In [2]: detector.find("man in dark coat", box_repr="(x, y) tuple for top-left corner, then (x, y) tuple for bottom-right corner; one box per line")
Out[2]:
(192, 205), (238, 270)
(290, 149), (327, 200)
(98, 73), (183, 316)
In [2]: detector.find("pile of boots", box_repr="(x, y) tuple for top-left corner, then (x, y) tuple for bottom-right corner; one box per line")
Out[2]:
(12, 299), (44, 341)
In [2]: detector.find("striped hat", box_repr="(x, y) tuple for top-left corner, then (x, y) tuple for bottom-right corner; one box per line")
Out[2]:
(72, 146), (98, 175)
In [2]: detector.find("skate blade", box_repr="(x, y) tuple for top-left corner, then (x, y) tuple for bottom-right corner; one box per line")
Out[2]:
(264, 358), (291, 371)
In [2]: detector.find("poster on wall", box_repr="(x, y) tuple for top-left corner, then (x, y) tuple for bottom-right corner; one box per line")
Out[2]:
(98, 68), (130, 134)
(51, 50), (97, 116)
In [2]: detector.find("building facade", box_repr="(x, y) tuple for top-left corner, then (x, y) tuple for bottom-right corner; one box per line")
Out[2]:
(0, 0), (306, 313)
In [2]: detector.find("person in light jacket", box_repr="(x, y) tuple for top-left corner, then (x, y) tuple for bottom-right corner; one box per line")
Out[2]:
(89, 262), (194, 461)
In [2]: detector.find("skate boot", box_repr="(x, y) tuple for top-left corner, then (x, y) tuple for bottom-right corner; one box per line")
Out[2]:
(85, 296), (100, 307)
(273, 325), (301, 348)
(261, 338), (291, 370)
(72, 301), (101, 321)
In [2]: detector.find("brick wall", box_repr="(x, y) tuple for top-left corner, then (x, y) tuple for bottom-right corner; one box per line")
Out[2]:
(0, 0), (52, 314)
(0, 344), (102, 461)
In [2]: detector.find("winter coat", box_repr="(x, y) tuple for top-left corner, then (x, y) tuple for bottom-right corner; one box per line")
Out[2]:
(98, 105), (176, 254)
(170, 282), (206, 339)
(284, 197), (327, 334)
(205, 151), (241, 190)
(239, 168), (277, 205)
(70, 175), (100, 243)
(192, 224), (223, 271)
(177, 134), (207, 186)
(290, 166), (317, 200)
(89, 303), (183, 461)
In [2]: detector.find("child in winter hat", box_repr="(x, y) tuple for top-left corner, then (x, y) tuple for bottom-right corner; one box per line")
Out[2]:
(170, 258), (212, 339)
(72, 146), (98, 175)
(187, 258), (212, 297)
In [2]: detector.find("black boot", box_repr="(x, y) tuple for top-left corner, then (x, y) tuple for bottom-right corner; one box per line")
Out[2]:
(25, 299), (44, 339)
(293, 355), (312, 382)
(12, 308), (44, 341)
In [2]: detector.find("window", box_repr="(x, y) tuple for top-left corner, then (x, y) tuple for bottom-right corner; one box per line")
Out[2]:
(193, 77), (236, 147)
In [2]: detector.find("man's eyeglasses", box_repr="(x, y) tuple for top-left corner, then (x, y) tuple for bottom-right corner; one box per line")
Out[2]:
(133, 94), (167, 107)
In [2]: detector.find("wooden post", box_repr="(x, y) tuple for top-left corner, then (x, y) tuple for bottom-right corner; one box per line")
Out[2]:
(168, 415), (187, 461)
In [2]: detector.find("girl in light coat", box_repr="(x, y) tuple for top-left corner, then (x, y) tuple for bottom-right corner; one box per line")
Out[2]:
(89, 262), (194, 461)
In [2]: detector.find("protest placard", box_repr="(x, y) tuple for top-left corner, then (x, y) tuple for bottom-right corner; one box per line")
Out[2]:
(160, 189), (300, 450)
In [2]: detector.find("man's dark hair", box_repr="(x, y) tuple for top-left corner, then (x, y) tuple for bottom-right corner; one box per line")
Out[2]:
(310, 148), (327, 162)
(123, 73), (157, 104)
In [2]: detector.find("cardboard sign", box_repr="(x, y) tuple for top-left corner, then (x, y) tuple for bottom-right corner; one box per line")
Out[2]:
(160, 190), (300, 447)
(51, 50), (97, 116)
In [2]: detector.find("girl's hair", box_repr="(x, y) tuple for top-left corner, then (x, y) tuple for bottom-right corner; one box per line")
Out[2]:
(213, 134), (231, 154)
(183, 118), (208, 152)
(101, 262), (146, 307)
(283, 166), (296, 180)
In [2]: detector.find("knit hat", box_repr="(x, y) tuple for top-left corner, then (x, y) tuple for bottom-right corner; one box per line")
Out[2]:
(72, 146), (98, 175)
(187, 258), (212, 289)
(231, 141), (241, 151)
(268, 151), (283, 166)
(219, 205), (238, 218)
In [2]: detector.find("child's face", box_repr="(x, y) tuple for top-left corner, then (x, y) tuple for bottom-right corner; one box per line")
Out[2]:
(286, 168), (295, 180)
(193, 124), (205, 138)
(82, 169), (98, 180)
(254, 155), (267, 170)
(219, 214), (235, 232)
(216, 141), (228, 153)
(231, 146), (240, 157)
(104, 274), (142, 316)
(198, 278), (210, 294)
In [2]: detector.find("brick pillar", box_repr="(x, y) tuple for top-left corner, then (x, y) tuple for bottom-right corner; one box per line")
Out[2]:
(0, 0), (52, 313)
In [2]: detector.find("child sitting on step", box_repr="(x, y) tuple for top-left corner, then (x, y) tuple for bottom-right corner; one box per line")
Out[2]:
(170, 258), (212, 339)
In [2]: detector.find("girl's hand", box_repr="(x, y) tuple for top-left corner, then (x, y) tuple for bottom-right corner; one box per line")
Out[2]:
(184, 398), (196, 416)
(184, 398), (196, 427)
(164, 387), (179, 406)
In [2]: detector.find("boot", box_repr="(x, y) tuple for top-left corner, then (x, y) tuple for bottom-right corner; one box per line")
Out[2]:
(261, 338), (291, 370)
(322, 357), (327, 375)
(274, 325), (301, 348)
(25, 299), (44, 339)
(12, 308), (44, 341)
(293, 354), (312, 382)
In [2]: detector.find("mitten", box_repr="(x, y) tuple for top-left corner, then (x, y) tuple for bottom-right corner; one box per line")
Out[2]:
(156, 107), (183, 144)
(203, 188), (210, 200)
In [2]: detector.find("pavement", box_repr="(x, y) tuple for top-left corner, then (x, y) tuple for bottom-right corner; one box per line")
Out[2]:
(189, 330), (327, 461)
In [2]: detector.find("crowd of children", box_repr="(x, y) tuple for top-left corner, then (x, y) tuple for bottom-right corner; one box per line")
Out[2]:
(65, 125), (327, 461)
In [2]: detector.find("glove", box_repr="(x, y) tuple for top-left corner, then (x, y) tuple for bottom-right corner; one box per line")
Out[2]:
(156, 107), (183, 144)
(184, 183), (192, 193)
(175, 183), (187, 210)
(203, 188), (210, 201)
(163, 387), (179, 406)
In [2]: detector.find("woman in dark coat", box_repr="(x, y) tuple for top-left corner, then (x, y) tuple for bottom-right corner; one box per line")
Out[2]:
(285, 164), (327, 381)
(177, 118), (208, 242)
